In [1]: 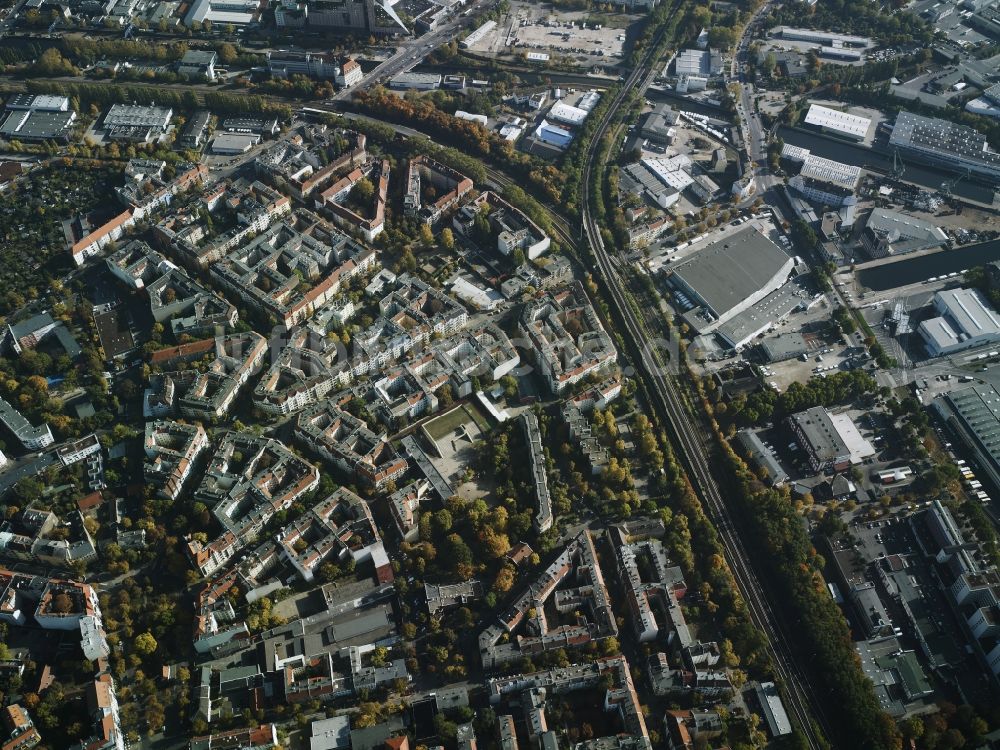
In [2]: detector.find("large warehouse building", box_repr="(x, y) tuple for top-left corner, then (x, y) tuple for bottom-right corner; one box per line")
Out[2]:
(674, 48), (723, 77)
(273, 0), (408, 35)
(890, 111), (1000, 183)
(918, 287), (1000, 357)
(803, 103), (871, 140)
(665, 225), (795, 333)
(185, 0), (262, 26)
(0, 94), (76, 142)
(774, 26), (870, 47)
(935, 384), (1000, 489)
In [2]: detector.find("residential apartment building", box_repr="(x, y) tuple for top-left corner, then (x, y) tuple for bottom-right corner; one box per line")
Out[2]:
(518, 282), (617, 393)
(144, 420), (210, 501)
(295, 400), (408, 490)
(479, 532), (616, 669)
(187, 434), (320, 576)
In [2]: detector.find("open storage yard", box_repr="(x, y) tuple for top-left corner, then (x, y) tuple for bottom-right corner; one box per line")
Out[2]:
(465, 1), (635, 65)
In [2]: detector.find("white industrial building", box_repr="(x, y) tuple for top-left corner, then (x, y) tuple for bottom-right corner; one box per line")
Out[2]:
(5, 94), (70, 111)
(577, 90), (601, 111)
(675, 75), (708, 93)
(547, 101), (589, 127)
(674, 48), (723, 77)
(820, 46), (863, 61)
(185, 0), (260, 25)
(919, 287), (1000, 357)
(789, 154), (860, 207)
(803, 104), (871, 140)
(621, 162), (680, 208)
(780, 143), (811, 162)
(461, 19), (496, 48)
(389, 72), (442, 90)
(774, 26), (870, 47)
(210, 132), (261, 154)
(455, 110), (488, 125)
(533, 120), (573, 148)
(498, 121), (525, 141)
(641, 154), (694, 192)
(104, 104), (173, 132)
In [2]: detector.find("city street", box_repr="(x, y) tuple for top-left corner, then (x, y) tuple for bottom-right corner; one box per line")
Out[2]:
(332, 0), (491, 101)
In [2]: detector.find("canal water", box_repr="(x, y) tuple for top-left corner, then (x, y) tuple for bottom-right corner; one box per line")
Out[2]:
(778, 127), (997, 205)
(858, 239), (1000, 291)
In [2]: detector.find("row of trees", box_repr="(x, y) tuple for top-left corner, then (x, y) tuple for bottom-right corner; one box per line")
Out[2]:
(0, 38), (57, 65)
(763, 0), (934, 46)
(23, 79), (293, 119)
(348, 79), (577, 220)
(724, 370), (878, 426)
(62, 37), (192, 65)
(843, 79), (1000, 154)
(15, 37), (255, 78)
(353, 88), (499, 161)
(254, 73), (335, 100)
(901, 703), (994, 750)
(694, 375), (902, 750)
(60, 37), (249, 67)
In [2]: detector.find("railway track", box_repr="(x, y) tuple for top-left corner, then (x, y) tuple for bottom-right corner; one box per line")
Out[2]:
(577, 11), (831, 750)
(482, 165), (579, 251)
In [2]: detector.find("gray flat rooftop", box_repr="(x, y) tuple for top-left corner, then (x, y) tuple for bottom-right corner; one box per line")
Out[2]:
(855, 637), (907, 717)
(882, 565), (962, 669)
(669, 225), (792, 319)
(390, 72), (442, 84)
(328, 605), (394, 642)
(311, 716), (351, 750)
(891, 111), (1000, 168)
(866, 208), (947, 242)
(941, 383), (1000, 472)
(0, 109), (74, 139)
(713, 277), (808, 346)
(735, 430), (788, 484)
(760, 331), (809, 360)
(754, 681), (792, 737)
(181, 50), (218, 65)
(938, 287), (1000, 337)
(790, 406), (874, 466)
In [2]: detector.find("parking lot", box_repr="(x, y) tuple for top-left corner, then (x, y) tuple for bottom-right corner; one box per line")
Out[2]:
(509, 20), (627, 60)
(849, 512), (917, 560)
(468, 1), (635, 64)
(759, 334), (859, 392)
(908, 0), (993, 47)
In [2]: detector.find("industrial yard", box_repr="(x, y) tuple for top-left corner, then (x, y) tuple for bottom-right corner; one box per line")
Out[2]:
(462, 1), (635, 67)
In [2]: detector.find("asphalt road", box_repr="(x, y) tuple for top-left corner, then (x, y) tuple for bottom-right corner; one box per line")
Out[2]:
(332, 0), (492, 101)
